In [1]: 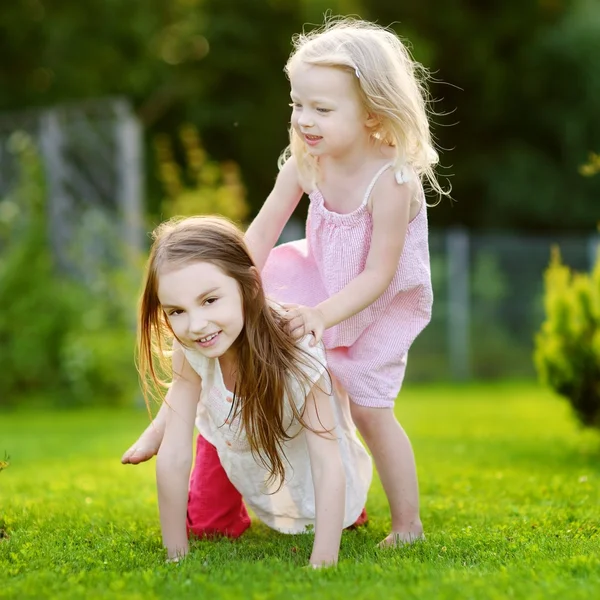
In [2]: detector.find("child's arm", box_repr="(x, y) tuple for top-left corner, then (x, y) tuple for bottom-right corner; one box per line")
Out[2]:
(286, 175), (412, 342)
(121, 402), (167, 464)
(244, 157), (304, 271)
(303, 376), (346, 567)
(156, 342), (202, 561)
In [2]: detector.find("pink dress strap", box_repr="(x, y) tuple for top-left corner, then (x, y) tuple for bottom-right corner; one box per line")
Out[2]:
(360, 162), (394, 208)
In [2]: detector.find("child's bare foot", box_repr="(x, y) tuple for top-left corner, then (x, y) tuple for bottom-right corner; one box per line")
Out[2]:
(378, 528), (425, 548)
(121, 428), (162, 464)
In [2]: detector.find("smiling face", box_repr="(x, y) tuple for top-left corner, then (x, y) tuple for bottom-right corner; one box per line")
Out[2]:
(158, 260), (245, 362)
(289, 62), (370, 159)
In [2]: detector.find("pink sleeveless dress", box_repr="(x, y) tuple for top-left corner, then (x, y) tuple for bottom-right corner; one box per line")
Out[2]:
(262, 163), (433, 408)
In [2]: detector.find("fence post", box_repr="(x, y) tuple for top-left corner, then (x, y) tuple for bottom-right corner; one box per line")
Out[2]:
(588, 233), (599, 270)
(114, 100), (144, 255)
(446, 227), (471, 380)
(39, 109), (72, 274)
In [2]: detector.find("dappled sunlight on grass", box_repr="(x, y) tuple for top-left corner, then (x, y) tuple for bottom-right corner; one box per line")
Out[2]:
(1, 382), (599, 599)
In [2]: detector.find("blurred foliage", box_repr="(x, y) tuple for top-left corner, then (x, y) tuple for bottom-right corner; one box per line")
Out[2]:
(1, 0), (598, 230)
(0, 137), (139, 409)
(534, 244), (600, 428)
(154, 124), (248, 223)
(0, 451), (9, 473)
(469, 253), (528, 379)
(580, 152), (600, 177)
(364, 0), (600, 231)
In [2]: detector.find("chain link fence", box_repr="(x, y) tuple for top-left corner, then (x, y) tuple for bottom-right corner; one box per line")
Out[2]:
(407, 229), (599, 382)
(0, 97), (143, 275)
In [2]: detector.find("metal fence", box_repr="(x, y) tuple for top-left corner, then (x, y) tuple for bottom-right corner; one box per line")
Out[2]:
(1, 98), (596, 383)
(0, 97), (143, 275)
(406, 228), (599, 382)
(279, 222), (599, 381)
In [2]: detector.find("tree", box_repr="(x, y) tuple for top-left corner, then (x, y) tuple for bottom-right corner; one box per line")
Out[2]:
(361, 0), (600, 231)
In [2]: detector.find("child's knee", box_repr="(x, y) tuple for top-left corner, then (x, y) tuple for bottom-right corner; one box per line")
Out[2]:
(187, 510), (251, 539)
(350, 402), (374, 433)
(350, 401), (394, 436)
(187, 522), (249, 540)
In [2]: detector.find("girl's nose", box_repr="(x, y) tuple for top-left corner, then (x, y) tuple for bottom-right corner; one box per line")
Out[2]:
(188, 313), (209, 336)
(298, 112), (313, 128)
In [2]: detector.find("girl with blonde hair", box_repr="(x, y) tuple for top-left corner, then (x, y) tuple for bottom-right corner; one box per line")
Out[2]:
(243, 17), (447, 546)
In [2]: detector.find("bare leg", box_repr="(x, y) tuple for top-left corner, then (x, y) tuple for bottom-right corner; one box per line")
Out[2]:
(121, 402), (167, 464)
(350, 403), (424, 547)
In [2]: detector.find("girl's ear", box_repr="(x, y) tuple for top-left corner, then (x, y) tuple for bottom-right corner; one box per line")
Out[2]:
(365, 113), (379, 128)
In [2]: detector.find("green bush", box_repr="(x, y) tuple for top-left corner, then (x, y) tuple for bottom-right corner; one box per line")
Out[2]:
(154, 124), (249, 223)
(0, 136), (139, 409)
(534, 245), (600, 427)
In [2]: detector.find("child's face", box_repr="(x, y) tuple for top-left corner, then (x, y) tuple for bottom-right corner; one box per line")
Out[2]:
(289, 62), (369, 159)
(158, 260), (244, 362)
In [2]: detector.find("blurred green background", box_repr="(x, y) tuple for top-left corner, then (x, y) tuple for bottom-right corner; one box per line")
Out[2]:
(1, 5), (599, 597)
(1, 0), (599, 409)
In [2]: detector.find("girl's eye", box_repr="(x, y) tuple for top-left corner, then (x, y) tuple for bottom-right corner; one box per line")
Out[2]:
(205, 297), (218, 305)
(316, 108), (331, 114)
(289, 102), (301, 109)
(168, 309), (183, 316)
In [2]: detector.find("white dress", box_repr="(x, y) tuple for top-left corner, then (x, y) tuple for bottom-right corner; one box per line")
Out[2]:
(182, 335), (373, 534)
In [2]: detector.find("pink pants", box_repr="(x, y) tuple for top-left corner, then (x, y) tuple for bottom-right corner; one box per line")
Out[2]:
(186, 435), (251, 538)
(186, 435), (367, 539)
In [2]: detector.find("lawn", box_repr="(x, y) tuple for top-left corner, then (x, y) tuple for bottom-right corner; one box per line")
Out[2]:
(1, 382), (599, 599)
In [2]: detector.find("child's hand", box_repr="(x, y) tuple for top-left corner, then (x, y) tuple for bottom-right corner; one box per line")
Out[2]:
(306, 560), (336, 569)
(282, 304), (325, 345)
(166, 553), (187, 564)
(121, 430), (161, 465)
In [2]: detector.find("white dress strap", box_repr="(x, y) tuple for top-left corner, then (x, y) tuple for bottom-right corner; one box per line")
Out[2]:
(361, 162), (394, 206)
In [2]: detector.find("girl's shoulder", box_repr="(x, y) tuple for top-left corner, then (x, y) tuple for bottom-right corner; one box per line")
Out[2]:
(391, 165), (426, 219)
(282, 155), (314, 195)
(179, 342), (209, 381)
(296, 333), (327, 370)
(289, 333), (329, 404)
(365, 161), (421, 212)
(268, 301), (328, 385)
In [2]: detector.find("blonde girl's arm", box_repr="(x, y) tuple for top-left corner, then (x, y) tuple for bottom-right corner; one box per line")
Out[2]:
(156, 341), (201, 561)
(244, 157), (304, 271)
(303, 376), (346, 567)
(315, 173), (412, 329)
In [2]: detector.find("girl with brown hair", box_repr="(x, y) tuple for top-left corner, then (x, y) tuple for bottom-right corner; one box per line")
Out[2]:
(123, 215), (371, 566)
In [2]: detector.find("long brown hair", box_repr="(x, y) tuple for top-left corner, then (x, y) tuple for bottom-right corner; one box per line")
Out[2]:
(137, 215), (326, 486)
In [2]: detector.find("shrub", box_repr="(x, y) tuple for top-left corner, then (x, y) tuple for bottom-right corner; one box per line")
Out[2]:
(0, 452), (9, 473)
(534, 245), (600, 427)
(0, 134), (139, 408)
(154, 124), (249, 223)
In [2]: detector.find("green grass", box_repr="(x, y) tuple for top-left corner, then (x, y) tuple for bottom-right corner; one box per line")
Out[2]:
(1, 382), (599, 599)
